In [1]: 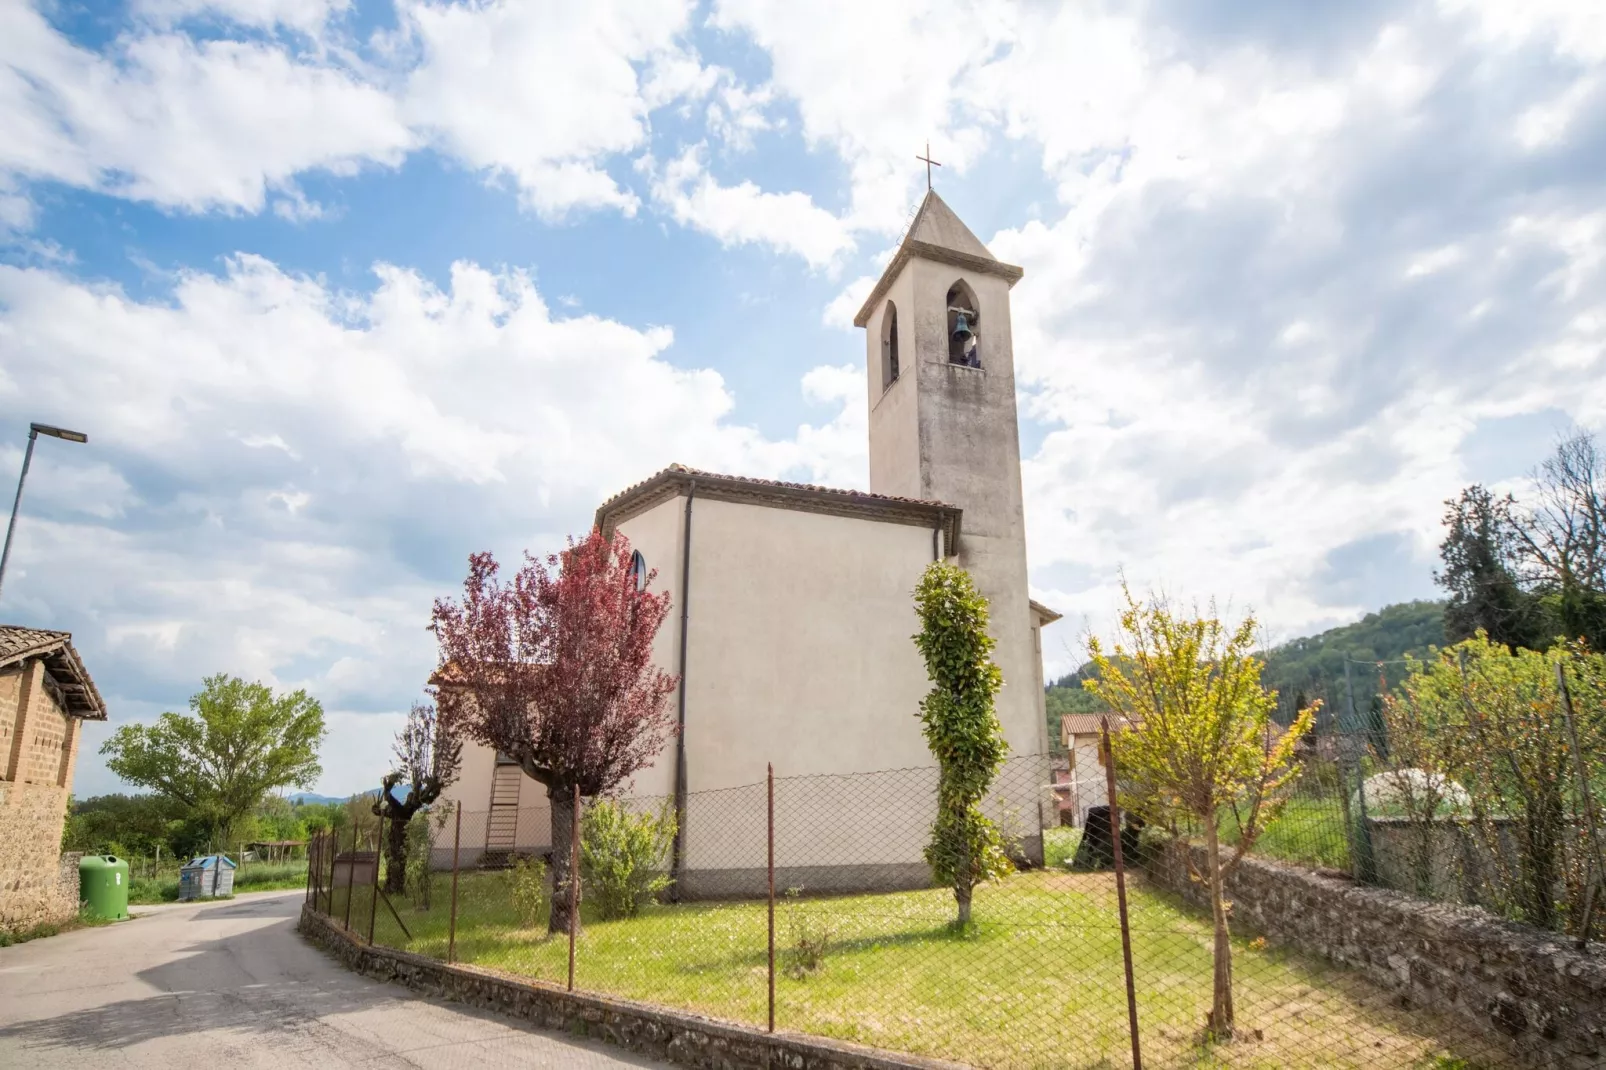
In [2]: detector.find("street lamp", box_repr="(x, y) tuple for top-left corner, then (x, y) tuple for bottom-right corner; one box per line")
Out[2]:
(0, 422), (90, 604)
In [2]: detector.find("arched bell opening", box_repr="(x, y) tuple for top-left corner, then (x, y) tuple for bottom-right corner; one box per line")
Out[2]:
(881, 301), (900, 389)
(946, 280), (980, 367)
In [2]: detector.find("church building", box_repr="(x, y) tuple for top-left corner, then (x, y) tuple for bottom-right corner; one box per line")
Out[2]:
(441, 191), (1058, 894)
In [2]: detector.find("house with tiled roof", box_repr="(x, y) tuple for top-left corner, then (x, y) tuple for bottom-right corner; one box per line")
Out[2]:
(0, 626), (107, 930)
(441, 192), (1061, 894)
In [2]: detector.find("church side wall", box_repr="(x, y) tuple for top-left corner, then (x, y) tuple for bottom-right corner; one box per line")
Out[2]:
(678, 499), (941, 882)
(614, 494), (686, 806)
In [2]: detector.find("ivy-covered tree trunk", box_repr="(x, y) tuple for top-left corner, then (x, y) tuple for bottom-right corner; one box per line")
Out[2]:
(912, 563), (1011, 926)
(382, 807), (414, 895)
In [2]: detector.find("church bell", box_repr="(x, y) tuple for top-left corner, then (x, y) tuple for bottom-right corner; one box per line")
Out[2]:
(951, 310), (973, 343)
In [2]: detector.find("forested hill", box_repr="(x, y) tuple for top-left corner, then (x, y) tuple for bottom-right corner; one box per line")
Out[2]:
(1043, 600), (1447, 747)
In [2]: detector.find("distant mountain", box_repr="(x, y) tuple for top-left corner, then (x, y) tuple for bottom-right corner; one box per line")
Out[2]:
(1257, 600), (1446, 717)
(1043, 600), (1448, 747)
(287, 792), (347, 806)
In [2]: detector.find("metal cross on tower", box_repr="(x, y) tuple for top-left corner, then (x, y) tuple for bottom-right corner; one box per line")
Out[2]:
(916, 142), (942, 190)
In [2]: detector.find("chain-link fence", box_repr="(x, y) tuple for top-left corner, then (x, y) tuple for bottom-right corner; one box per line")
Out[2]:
(1215, 648), (1606, 948)
(303, 738), (1531, 1069)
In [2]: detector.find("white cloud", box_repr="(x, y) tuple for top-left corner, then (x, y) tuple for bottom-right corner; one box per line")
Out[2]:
(396, 0), (695, 219)
(134, 0), (351, 35)
(710, 0), (1010, 234)
(647, 145), (854, 268)
(0, 253), (861, 792)
(0, 4), (412, 215)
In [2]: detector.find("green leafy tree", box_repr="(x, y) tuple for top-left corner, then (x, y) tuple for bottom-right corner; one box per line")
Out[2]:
(63, 794), (188, 857)
(101, 675), (326, 845)
(1395, 635), (1606, 932)
(1438, 486), (1548, 650)
(580, 799), (676, 919)
(1085, 586), (1313, 1040)
(912, 562), (1012, 925)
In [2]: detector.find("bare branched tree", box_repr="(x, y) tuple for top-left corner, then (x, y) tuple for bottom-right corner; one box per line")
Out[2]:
(372, 700), (463, 894)
(1511, 431), (1606, 649)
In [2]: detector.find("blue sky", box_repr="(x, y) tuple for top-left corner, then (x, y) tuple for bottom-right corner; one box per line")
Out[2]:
(2, 0), (1603, 797)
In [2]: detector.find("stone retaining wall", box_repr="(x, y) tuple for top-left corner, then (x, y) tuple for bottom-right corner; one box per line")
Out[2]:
(1145, 838), (1606, 1069)
(298, 903), (961, 1070)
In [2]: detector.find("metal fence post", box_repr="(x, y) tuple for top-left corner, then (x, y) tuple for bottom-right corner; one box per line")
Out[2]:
(342, 823), (357, 931)
(449, 806), (462, 964)
(367, 831), (381, 944)
(304, 831), (315, 904)
(767, 762), (776, 1034)
(1101, 717), (1143, 1070)
(1344, 660), (1377, 883)
(1558, 658), (1606, 948)
(326, 825), (339, 915)
(568, 784), (580, 992)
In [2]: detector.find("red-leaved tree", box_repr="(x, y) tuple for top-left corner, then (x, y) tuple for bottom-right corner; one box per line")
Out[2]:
(430, 530), (678, 933)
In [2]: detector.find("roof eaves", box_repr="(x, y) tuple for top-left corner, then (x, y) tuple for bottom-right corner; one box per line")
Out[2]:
(596, 465), (963, 552)
(852, 241), (1024, 328)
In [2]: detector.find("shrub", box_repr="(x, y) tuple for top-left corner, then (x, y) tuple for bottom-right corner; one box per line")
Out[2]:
(580, 799), (675, 920)
(782, 888), (834, 978)
(507, 854), (549, 929)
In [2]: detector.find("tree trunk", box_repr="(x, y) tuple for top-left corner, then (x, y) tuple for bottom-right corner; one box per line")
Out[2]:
(548, 786), (578, 935)
(1205, 821), (1235, 1039)
(383, 811), (411, 895)
(954, 805), (973, 926)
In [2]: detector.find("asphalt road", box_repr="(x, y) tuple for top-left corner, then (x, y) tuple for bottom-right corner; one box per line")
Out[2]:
(0, 889), (669, 1069)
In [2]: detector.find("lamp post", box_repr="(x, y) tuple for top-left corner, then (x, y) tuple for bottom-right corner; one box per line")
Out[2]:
(0, 422), (89, 604)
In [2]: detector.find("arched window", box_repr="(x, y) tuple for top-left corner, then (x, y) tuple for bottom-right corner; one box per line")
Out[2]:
(946, 280), (980, 367)
(629, 550), (647, 592)
(881, 301), (900, 389)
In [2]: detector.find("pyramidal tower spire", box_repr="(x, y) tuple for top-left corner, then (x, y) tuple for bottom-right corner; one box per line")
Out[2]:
(854, 190), (1044, 755)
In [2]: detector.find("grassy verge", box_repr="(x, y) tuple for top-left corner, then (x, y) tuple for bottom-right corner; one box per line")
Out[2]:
(1043, 825), (1083, 868)
(0, 907), (121, 948)
(331, 867), (1488, 1069)
(129, 861), (309, 904)
(1223, 795), (1352, 872)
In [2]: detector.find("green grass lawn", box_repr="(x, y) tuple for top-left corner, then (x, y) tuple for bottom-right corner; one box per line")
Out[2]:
(129, 860), (309, 904)
(1222, 795), (1352, 872)
(328, 867), (1490, 1070)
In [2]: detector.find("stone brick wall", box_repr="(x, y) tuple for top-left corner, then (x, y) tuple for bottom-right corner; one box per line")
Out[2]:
(1, 660), (83, 932)
(298, 904), (963, 1070)
(1145, 838), (1606, 1069)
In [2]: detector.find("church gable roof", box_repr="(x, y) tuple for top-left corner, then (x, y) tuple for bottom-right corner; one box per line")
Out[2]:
(595, 464), (962, 554)
(853, 190), (1024, 327)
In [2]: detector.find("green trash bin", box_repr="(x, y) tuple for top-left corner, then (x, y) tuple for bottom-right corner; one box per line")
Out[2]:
(79, 854), (130, 920)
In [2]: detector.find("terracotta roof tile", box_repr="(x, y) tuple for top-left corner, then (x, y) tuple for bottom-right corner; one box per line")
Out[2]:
(0, 624), (107, 719)
(598, 463), (951, 514)
(594, 464), (963, 554)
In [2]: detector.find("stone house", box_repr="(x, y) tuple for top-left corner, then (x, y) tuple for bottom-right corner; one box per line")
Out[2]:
(0, 626), (107, 930)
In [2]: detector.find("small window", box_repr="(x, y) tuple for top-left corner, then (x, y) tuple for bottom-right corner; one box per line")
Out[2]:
(629, 550), (647, 592)
(881, 301), (900, 389)
(946, 280), (980, 367)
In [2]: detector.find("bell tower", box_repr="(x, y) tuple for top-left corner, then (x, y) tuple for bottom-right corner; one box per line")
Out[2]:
(855, 190), (1044, 756)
